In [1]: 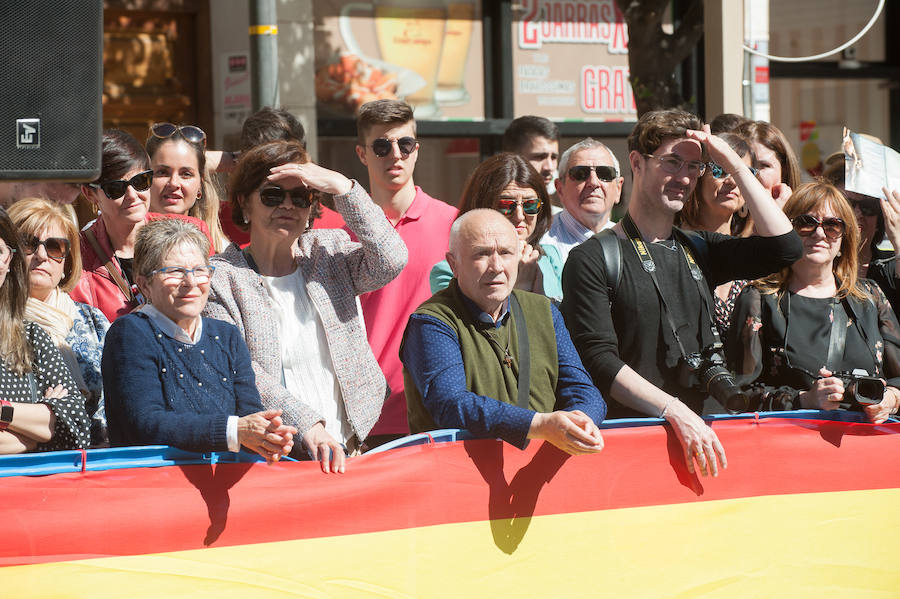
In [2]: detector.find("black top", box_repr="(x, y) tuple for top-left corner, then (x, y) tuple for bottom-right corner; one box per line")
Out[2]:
(868, 247), (900, 316)
(561, 229), (802, 418)
(726, 281), (900, 411)
(0, 322), (91, 450)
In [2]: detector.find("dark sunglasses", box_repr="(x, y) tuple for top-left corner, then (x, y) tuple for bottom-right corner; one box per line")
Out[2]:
(706, 162), (759, 179)
(497, 197), (542, 216)
(90, 169), (153, 200)
(258, 186), (312, 209)
(23, 235), (71, 262)
(792, 214), (846, 240)
(568, 165), (618, 182)
(369, 136), (417, 158)
(151, 122), (207, 147)
(851, 199), (881, 217)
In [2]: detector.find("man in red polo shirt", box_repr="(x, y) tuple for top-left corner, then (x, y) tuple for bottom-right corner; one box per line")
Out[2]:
(352, 100), (458, 445)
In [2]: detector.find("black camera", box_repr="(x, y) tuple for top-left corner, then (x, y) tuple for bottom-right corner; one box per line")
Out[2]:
(832, 371), (885, 409)
(678, 344), (749, 414)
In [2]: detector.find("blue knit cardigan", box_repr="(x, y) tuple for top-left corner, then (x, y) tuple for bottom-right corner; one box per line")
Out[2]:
(102, 312), (265, 452)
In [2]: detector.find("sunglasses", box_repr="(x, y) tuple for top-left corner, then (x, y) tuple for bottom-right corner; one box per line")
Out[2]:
(151, 122), (207, 147)
(90, 169), (153, 200)
(497, 197), (542, 216)
(369, 136), (417, 158)
(851, 199), (881, 217)
(23, 235), (71, 262)
(567, 165), (618, 182)
(706, 162), (759, 179)
(792, 214), (846, 240)
(643, 154), (707, 177)
(258, 186), (312, 209)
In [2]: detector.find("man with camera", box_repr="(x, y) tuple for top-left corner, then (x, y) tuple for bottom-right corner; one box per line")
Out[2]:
(561, 110), (802, 476)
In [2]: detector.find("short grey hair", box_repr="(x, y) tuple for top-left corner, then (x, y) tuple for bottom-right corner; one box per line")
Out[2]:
(558, 138), (620, 181)
(135, 218), (211, 277)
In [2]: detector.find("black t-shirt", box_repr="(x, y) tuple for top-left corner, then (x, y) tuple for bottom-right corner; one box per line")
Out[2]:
(561, 229), (802, 419)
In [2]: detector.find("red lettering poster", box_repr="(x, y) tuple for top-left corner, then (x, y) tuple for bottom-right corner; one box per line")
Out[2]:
(513, 0), (638, 121)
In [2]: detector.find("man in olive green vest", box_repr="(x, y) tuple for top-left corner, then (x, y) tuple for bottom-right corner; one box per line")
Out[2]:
(401, 209), (606, 455)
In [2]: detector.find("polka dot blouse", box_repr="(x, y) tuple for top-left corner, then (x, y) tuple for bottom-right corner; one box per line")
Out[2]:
(0, 322), (91, 450)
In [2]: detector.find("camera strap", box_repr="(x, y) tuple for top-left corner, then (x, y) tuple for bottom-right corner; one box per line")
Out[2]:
(622, 214), (722, 361)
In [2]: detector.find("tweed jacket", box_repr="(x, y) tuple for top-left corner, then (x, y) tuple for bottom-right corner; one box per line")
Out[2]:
(203, 181), (407, 442)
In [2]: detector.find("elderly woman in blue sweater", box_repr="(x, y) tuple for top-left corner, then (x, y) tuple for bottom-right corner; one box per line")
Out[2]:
(102, 219), (295, 461)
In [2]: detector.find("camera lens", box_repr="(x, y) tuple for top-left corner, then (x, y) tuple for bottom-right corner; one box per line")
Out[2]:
(701, 365), (749, 414)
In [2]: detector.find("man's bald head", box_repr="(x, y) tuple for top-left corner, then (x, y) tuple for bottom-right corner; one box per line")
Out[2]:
(449, 208), (517, 256)
(446, 209), (520, 321)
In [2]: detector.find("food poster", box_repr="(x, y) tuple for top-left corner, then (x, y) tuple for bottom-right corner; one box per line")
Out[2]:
(314, 1), (484, 120)
(512, 0), (637, 121)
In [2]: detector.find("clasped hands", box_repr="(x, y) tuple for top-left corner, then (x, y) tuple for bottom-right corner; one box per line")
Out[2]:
(237, 409), (296, 464)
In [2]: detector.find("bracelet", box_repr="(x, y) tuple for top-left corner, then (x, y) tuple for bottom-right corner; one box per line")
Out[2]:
(658, 398), (675, 419)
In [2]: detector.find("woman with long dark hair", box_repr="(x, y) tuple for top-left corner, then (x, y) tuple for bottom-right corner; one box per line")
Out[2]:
(430, 152), (562, 300)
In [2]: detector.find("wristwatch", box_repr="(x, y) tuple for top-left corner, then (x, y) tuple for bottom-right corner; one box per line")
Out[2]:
(0, 400), (13, 431)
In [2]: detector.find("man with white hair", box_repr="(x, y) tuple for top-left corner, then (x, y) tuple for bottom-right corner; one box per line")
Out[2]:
(401, 209), (606, 454)
(542, 138), (624, 264)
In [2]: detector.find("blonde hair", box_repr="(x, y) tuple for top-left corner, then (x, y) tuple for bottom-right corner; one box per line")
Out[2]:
(754, 182), (867, 302)
(7, 197), (82, 292)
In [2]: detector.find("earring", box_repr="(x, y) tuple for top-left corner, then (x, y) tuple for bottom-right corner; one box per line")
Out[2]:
(196, 190), (202, 200)
(243, 214), (249, 224)
(737, 205), (749, 218)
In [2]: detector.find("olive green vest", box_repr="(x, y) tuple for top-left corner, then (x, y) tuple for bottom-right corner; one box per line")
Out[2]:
(403, 280), (560, 434)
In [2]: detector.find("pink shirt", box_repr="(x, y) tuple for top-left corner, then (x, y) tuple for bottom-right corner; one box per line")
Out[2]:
(348, 187), (458, 435)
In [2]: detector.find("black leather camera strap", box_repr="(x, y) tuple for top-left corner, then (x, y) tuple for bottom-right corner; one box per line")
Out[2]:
(622, 214), (722, 361)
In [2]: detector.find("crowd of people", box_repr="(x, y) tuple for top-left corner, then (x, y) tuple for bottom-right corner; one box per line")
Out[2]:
(0, 100), (897, 477)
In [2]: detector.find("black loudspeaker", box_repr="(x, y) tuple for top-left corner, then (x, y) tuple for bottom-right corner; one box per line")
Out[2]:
(0, 0), (103, 181)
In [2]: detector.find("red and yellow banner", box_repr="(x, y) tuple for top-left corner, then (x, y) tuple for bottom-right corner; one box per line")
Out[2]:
(4, 417), (900, 597)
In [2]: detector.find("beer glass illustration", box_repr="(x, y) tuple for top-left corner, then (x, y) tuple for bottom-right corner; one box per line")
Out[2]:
(340, 0), (446, 117)
(435, 0), (475, 105)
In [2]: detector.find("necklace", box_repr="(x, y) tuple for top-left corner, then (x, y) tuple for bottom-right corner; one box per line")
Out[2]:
(482, 319), (514, 368)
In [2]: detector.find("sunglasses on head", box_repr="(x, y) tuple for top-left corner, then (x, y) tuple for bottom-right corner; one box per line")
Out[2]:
(369, 136), (417, 158)
(496, 197), (542, 217)
(706, 162), (759, 179)
(258, 186), (312, 209)
(792, 214), (846, 240)
(151, 122), (207, 147)
(23, 235), (71, 262)
(90, 169), (153, 200)
(568, 165), (618, 182)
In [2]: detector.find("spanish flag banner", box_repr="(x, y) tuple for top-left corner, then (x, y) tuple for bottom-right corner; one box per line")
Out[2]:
(3, 416), (900, 597)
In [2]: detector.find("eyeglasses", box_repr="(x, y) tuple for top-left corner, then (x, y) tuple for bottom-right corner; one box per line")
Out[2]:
(369, 136), (417, 158)
(0, 244), (16, 260)
(567, 165), (618, 182)
(792, 214), (846, 240)
(706, 162), (759, 179)
(643, 154), (707, 177)
(258, 186), (312, 209)
(90, 169), (153, 200)
(496, 197), (542, 217)
(23, 235), (70, 263)
(151, 122), (207, 147)
(150, 265), (216, 284)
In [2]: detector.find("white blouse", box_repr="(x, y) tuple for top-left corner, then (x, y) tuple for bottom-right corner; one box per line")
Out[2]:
(261, 268), (351, 445)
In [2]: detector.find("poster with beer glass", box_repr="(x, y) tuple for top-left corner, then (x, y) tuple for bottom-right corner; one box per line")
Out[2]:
(512, 0), (638, 121)
(314, 0), (484, 120)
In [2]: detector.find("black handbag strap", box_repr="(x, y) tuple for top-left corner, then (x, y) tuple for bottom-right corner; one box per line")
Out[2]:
(509, 294), (531, 409)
